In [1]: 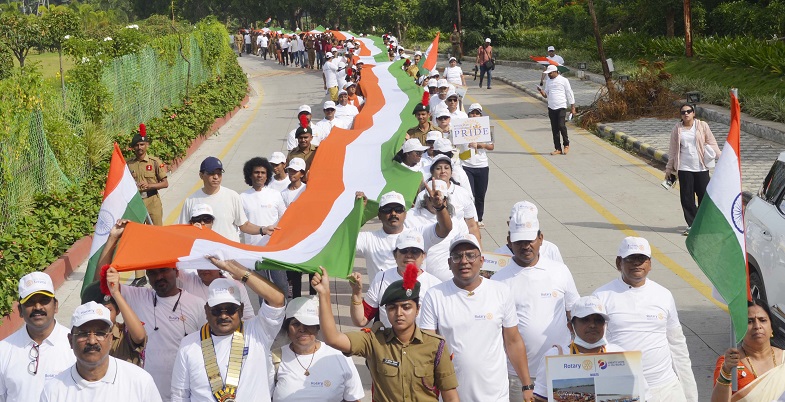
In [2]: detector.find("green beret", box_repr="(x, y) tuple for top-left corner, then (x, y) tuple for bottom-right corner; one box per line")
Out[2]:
(412, 103), (429, 114)
(81, 281), (114, 306)
(379, 278), (420, 306)
(130, 134), (149, 146)
(295, 126), (313, 137)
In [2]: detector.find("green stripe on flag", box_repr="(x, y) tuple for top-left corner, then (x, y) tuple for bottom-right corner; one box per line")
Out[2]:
(686, 196), (747, 342)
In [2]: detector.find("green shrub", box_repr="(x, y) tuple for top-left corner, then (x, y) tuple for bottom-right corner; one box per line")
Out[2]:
(0, 45), (11, 80)
(553, 4), (592, 41)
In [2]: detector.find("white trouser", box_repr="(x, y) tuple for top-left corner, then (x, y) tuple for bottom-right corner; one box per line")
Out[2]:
(648, 377), (687, 402)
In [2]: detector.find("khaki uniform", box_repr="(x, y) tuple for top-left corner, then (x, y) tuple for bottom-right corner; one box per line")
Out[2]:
(110, 322), (146, 367)
(450, 31), (461, 59)
(128, 154), (167, 225)
(406, 64), (420, 79)
(287, 145), (318, 173)
(407, 121), (439, 145)
(347, 325), (458, 401)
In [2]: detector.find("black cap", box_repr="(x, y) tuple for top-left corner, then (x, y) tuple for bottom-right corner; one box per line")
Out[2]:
(81, 281), (114, 305)
(130, 134), (149, 146)
(199, 156), (224, 173)
(295, 126), (313, 137)
(380, 278), (421, 306)
(412, 103), (429, 114)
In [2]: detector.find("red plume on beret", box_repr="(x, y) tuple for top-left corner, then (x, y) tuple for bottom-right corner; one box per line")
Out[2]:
(99, 265), (112, 296)
(421, 91), (429, 107)
(403, 263), (418, 292)
(139, 123), (146, 139)
(299, 114), (309, 129)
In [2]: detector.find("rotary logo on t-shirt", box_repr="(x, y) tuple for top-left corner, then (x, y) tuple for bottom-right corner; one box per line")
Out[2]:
(646, 313), (665, 320)
(309, 380), (332, 388)
(474, 313), (494, 320)
(540, 290), (559, 298)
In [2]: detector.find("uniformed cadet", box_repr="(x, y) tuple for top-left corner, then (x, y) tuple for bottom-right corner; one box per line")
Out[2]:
(127, 127), (168, 285)
(313, 265), (460, 402)
(407, 102), (439, 145)
(286, 126), (318, 180)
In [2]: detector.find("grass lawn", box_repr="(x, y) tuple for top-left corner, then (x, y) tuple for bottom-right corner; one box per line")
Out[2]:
(13, 51), (75, 85)
(665, 58), (785, 98)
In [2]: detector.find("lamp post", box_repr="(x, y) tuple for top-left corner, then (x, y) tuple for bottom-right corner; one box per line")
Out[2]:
(456, 0), (463, 59)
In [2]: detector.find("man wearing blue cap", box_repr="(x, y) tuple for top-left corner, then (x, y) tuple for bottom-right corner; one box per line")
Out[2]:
(178, 156), (279, 242)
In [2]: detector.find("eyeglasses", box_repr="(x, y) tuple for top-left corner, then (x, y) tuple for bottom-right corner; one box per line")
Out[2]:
(622, 255), (650, 265)
(446, 98), (458, 102)
(436, 116), (450, 120)
(28, 344), (39, 375)
(680, 109), (694, 115)
(72, 330), (110, 342)
(398, 247), (424, 257)
(450, 252), (480, 263)
(379, 205), (405, 214)
(210, 305), (241, 317)
(411, 151), (424, 157)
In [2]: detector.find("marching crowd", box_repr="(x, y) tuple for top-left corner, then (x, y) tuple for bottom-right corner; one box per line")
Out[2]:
(1, 32), (781, 402)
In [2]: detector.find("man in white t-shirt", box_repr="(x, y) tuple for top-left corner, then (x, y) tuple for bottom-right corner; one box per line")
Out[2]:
(267, 152), (291, 192)
(355, 189), (452, 285)
(537, 65), (576, 156)
(171, 258), (285, 402)
(491, 208), (579, 401)
(334, 89), (359, 129)
(258, 34), (269, 60)
(322, 52), (339, 101)
(177, 156), (277, 242)
(444, 91), (467, 120)
(313, 101), (337, 142)
(420, 234), (534, 402)
(593, 237), (698, 402)
(40, 302), (162, 401)
(493, 200), (564, 263)
(539, 45), (565, 86)
(0, 272), (75, 402)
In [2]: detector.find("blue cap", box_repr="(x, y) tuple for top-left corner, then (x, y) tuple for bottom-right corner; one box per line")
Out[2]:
(200, 156), (224, 173)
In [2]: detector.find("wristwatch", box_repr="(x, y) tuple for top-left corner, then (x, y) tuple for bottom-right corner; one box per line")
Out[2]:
(522, 384), (535, 391)
(241, 272), (251, 283)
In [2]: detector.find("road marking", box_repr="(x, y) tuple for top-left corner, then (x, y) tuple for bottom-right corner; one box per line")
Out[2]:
(468, 91), (727, 311)
(163, 83), (266, 225)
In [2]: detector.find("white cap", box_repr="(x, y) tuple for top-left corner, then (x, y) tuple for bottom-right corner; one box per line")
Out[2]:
(437, 79), (449, 88)
(449, 233), (481, 253)
(287, 157), (307, 172)
(617, 237), (651, 258)
(379, 191), (406, 207)
(509, 210), (540, 242)
(207, 278), (242, 307)
(446, 90), (458, 99)
(433, 138), (454, 153)
(18, 272), (54, 303)
(430, 154), (452, 168)
(298, 104), (312, 114)
(414, 50), (422, 56)
(430, 69), (439, 77)
(426, 130), (442, 142)
(467, 103), (483, 113)
(190, 203), (214, 219)
(71, 301), (113, 328)
(343, 82), (356, 89)
(434, 108), (451, 119)
(270, 151), (286, 164)
(448, 56), (457, 62)
(395, 230), (425, 251)
(397, 45), (404, 51)
(571, 295), (609, 320)
(547, 45), (556, 51)
(325, 51), (334, 58)
(427, 78), (438, 88)
(285, 296), (320, 326)
(402, 138), (429, 153)
(323, 100), (336, 110)
(510, 200), (538, 218)
(338, 89), (348, 96)
(424, 179), (449, 197)
(544, 65), (558, 74)
(485, 38), (491, 43)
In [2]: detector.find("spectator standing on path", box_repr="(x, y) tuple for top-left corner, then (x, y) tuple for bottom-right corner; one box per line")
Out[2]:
(459, 103), (494, 225)
(538, 65), (576, 156)
(258, 33), (268, 60)
(127, 128), (168, 286)
(234, 31), (243, 56)
(593, 237), (698, 402)
(40, 302), (162, 401)
(539, 46), (565, 86)
(323, 52), (339, 102)
(450, 27), (462, 62)
(0, 272), (75, 402)
(476, 38), (494, 89)
(444, 57), (466, 87)
(665, 104), (721, 235)
(243, 31), (251, 55)
(305, 34), (315, 69)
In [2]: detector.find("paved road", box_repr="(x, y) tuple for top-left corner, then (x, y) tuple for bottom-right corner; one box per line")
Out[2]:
(54, 55), (733, 401)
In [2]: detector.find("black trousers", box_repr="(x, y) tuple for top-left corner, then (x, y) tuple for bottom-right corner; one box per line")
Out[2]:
(677, 170), (710, 227)
(260, 46), (268, 60)
(287, 271), (316, 298)
(463, 166), (490, 222)
(548, 107), (569, 150)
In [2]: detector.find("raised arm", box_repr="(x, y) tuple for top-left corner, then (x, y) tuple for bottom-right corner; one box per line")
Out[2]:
(348, 272), (371, 327)
(105, 267), (146, 345)
(207, 257), (284, 308)
(311, 267), (353, 353)
(426, 177), (452, 238)
(95, 219), (129, 280)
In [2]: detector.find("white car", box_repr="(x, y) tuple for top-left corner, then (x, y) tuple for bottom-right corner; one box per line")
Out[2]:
(745, 151), (785, 337)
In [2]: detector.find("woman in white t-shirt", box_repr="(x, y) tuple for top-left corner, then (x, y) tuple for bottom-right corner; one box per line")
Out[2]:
(443, 57), (466, 87)
(429, 155), (481, 240)
(273, 297), (364, 402)
(459, 103), (494, 227)
(282, 158), (310, 298)
(664, 104), (720, 235)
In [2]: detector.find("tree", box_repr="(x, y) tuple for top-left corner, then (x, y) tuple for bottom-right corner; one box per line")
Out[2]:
(41, 7), (79, 101)
(0, 12), (40, 69)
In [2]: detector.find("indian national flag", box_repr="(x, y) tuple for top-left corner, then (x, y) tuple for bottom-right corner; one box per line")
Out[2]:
(264, 17), (272, 25)
(686, 90), (748, 342)
(529, 55), (569, 73)
(107, 41), (424, 279)
(422, 33), (440, 72)
(82, 143), (148, 292)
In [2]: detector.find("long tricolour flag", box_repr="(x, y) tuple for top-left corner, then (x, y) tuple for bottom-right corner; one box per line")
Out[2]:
(107, 37), (425, 279)
(82, 143), (148, 292)
(686, 90), (748, 342)
(422, 33), (440, 72)
(529, 55), (569, 73)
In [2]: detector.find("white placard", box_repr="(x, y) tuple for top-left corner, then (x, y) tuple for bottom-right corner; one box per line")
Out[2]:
(479, 252), (513, 278)
(546, 351), (645, 402)
(450, 116), (491, 145)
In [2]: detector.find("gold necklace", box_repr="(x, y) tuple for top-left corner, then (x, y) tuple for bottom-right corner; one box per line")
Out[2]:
(293, 342), (318, 376)
(741, 345), (777, 377)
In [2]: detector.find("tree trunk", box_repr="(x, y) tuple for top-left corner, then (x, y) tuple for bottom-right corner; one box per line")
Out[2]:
(665, 10), (675, 38)
(58, 46), (66, 108)
(684, 0), (693, 57)
(588, 0), (613, 92)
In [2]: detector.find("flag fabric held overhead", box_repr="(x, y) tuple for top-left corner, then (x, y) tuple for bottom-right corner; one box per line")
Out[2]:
(686, 89), (748, 343)
(529, 55), (569, 73)
(422, 33), (440, 72)
(82, 143), (148, 292)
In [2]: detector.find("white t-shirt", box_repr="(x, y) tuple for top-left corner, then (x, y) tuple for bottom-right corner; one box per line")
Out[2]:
(364, 268), (442, 328)
(178, 186), (247, 242)
(449, 109), (468, 120)
(120, 285), (207, 401)
(355, 224), (444, 285)
(177, 270), (255, 320)
(280, 38), (289, 50)
(492, 242), (564, 264)
(171, 303), (285, 402)
(543, 74), (575, 110)
(0, 323), (75, 402)
(40, 357), (162, 402)
(420, 278), (517, 401)
(547, 54), (565, 65)
(323, 60), (339, 88)
(313, 118), (336, 142)
(347, 95), (364, 109)
(532, 343), (624, 399)
(273, 343), (365, 402)
(678, 124), (702, 172)
(259, 36), (268, 47)
(334, 104), (359, 130)
(267, 177), (291, 193)
(445, 182), (477, 221)
(593, 278), (685, 388)
(240, 187), (286, 246)
(281, 184), (306, 207)
(491, 258), (580, 375)
(443, 66), (463, 86)
(243, 34), (250, 44)
(429, 94), (445, 113)
(405, 207), (469, 281)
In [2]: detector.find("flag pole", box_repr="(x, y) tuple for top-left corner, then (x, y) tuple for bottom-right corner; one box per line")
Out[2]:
(730, 87), (740, 393)
(730, 319), (738, 391)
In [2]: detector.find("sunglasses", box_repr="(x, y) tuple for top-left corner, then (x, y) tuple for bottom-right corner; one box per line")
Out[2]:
(190, 216), (214, 225)
(210, 305), (241, 317)
(680, 109), (694, 115)
(446, 98), (458, 102)
(437, 116), (450, 120)
(398, 247), (424, 257)
(622, 254), (650, 265)
(380, 205), (405, 214)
